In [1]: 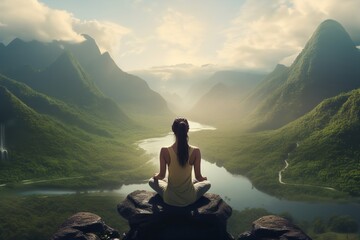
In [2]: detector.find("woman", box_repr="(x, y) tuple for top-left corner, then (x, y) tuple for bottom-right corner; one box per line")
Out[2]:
(149, 117), (211, 207)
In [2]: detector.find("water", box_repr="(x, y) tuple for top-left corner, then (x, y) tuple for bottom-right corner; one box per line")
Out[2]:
(116, 121), (360, 223)
(13, 121), (360, 223)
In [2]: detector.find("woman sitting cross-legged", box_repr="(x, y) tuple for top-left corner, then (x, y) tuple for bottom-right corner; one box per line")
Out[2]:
(149, 117), (211, 207)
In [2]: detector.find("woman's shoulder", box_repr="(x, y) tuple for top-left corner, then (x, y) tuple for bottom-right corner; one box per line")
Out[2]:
(189, 145), (200, 156)
(189, 145), (200, 151)
(160, 147), (170, 155)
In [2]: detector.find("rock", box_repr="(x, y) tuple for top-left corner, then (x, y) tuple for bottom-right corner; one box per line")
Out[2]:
(51, 212), (120, 240)
(237, 215), (312, 240)
(118, 190), (233, 240)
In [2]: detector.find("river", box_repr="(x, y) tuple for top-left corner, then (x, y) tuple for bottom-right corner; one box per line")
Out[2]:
(116, 121), (360, 223)
(15, 121), (360, 223)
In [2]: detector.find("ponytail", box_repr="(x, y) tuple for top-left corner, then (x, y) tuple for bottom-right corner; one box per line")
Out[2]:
(172, 118), (189, 167)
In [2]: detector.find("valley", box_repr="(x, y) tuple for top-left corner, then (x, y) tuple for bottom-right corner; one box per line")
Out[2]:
(0, 18), (359, 240)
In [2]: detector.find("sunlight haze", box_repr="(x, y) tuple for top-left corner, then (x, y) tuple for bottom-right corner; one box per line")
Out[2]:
(1, 0), (360, 71)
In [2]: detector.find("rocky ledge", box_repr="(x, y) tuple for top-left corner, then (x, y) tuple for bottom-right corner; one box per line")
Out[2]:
(50, 191), (312, 240)
(117, 190), (233, 240)
(51, 212), (120, 240)
(238, 215), (312, 240)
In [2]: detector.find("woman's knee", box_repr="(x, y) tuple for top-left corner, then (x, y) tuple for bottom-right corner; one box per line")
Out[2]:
(202, 180), (211, 192)
(195, 180), (211, 193)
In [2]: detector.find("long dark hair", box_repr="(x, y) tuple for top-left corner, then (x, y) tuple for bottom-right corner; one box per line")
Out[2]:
(172, 117), (189, 167)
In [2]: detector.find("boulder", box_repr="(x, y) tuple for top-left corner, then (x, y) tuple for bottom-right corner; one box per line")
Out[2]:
(51, 212), (120, 240)
(237, 215), (312, 240)
(117, 190), (233, 240)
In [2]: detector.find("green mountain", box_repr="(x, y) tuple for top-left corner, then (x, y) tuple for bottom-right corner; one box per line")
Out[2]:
(0, 38), (62, 70)
(70, 36), (170, 115)
(0, 77), (148, 185)
(196, 88), (360, 197)
(36, 51), (103, 105)
(0, 36), (171, 116)
(4, 51), (130, 124)
(0, 74), (114, 136)
(242, 64), (289, 113)
(275, 88), (360, 195)
(245, 19), (360, 130)
(0, 85), (87, 180)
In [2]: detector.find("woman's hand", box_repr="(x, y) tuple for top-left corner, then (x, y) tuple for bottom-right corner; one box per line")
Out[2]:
(153, 173), (164, 180)
(197, 176), (208, 182)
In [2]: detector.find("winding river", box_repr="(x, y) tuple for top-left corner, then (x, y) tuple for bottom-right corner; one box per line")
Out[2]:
(13, 121), (360, 223)
(116, 121), (360, 223)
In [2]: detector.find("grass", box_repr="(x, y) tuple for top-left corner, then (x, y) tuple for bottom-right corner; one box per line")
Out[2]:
(0, 194), (129, 240)
(190, 127), (356, 201)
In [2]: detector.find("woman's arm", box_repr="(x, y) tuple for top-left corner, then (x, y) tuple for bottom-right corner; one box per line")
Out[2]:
(153, 147), (168, 180)
(193, 148), (207, 182)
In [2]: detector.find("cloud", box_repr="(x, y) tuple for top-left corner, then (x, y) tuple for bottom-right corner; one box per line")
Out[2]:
(218, 0), (360, 70)
(73, 19), (130, 53)
(157, 8), (205, 50)
(141, 8), (212, 67)
(0, 0), (131, 55)
(0, 0), (83, 43)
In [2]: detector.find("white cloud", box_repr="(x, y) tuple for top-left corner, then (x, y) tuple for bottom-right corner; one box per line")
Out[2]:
(218, 0), (360, 70)
(142, 9), (211, 68)
(0, 0), (131, 56)
(157, 8), (205, 50)
(73, 19), (130, 53)
(0, 0), (83, 43)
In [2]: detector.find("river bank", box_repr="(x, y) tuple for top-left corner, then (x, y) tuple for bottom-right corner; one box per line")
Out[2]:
(1, 121), (359, 224)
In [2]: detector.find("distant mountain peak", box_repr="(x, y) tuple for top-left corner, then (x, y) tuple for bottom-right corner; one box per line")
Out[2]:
(6, 38), (25, 49)
(81, 34), (95, 41)
(293, 19), (356, 68)
(287, 19), (359, 86)
(245, 19), (360, 130)
(310, 19), (354, 47)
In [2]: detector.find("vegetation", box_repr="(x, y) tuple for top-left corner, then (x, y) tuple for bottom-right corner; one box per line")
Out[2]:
(0, 194), (129, 240)
(0, 194), (357, 240)
(242, 19), (360, 131)
(0, 19), (359, 240)
(191, 88), (360, 199)
(0, 75), (156, 189)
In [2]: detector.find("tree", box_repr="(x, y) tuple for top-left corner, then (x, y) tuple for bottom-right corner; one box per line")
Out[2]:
(328, 215), (358, 233)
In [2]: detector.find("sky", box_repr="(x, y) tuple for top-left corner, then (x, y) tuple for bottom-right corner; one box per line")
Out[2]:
(1, 0), (360, 72)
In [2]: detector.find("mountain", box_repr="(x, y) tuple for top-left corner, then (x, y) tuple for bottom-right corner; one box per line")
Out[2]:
(3, 51), (130, 124)
(84, 51), (170, 115)
(0, 38), (62, 70)
(0, 85), (88, 180)
(0, 36), (166, 185)
(189, 83), (231, 124)
(0, 74), (114, 136)
(244, 19), (360, 130)
(62, 35), (171, 115)
(35, 51), (103, 105)
(188, 71), (265, 125)
(274, 88), (360, 195)
(0, 36), (171, 116)
(130, 64), (215, 104)
(241, 64), (289, 113)
(0, 83), (126, 182)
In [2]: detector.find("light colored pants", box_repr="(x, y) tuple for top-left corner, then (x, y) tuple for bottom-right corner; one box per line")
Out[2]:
(148, 177), (211, 201)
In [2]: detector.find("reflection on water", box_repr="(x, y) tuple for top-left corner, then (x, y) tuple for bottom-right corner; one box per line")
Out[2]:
(14, 121), (360, 223)
(118, 121), (360, 222)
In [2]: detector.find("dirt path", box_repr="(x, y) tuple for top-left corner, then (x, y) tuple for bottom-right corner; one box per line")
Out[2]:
(278, 143), (336, 191)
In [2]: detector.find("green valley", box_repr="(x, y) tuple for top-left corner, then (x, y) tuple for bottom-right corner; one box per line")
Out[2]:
(0, 17), (359, 240)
